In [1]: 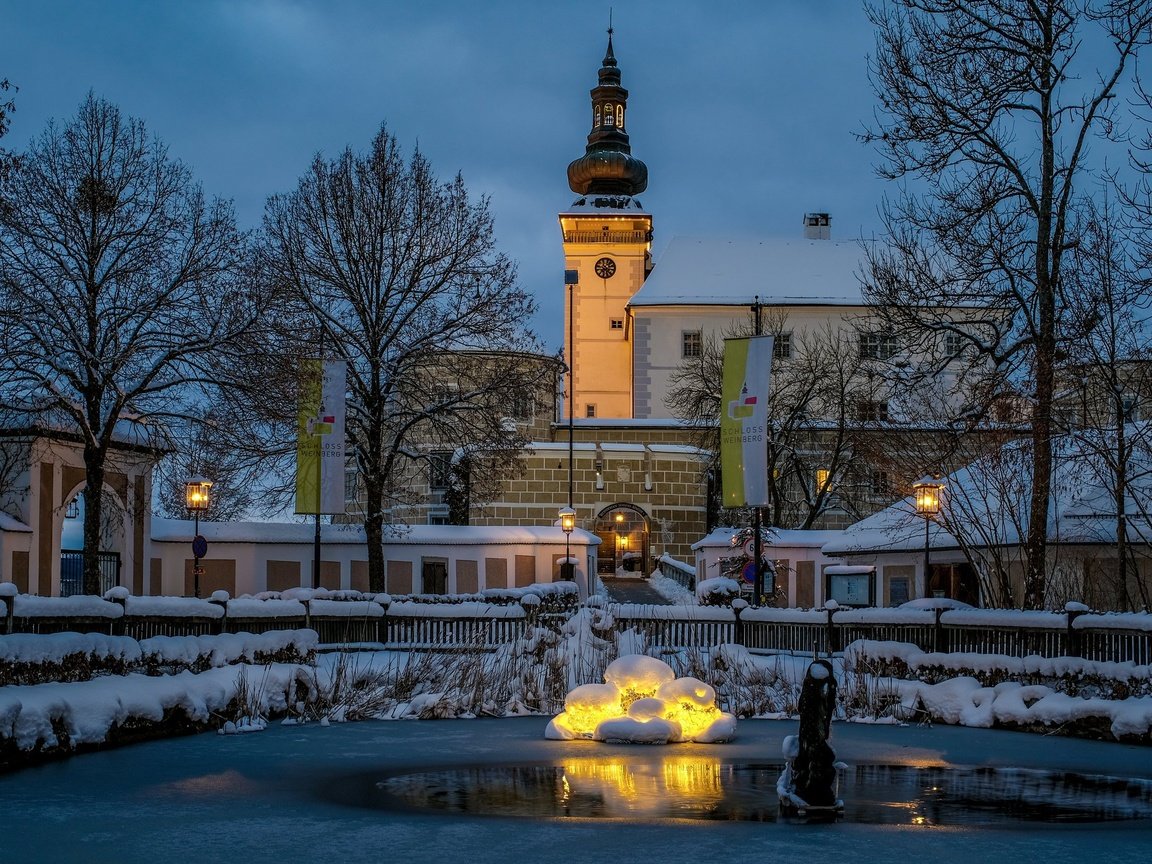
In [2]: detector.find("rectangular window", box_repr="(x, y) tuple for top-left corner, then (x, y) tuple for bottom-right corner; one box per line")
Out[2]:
(944, 332), (964, 357)
(815, 468), (831, 492)
(508, 393), (534, 421)
(870, 470), (891, 496)
(428, 507), (450, 526)
(773, 332), (792, 360)
(682, 330), (703, 358)
(429, 450), (452, 490)
(430, 382), (459, 408)
(609, 318), (624, 331)
(856, 400), (890, 422)
(1121, 394), (1140, 423)
(585, 404), (597, 418)
(859, 331), (897, 360)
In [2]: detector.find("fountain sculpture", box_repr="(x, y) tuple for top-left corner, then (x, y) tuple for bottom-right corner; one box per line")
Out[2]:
(778, 658), (843, 817)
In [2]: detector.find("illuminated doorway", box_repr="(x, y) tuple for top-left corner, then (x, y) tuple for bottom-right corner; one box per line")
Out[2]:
(593, 504), (651, 576)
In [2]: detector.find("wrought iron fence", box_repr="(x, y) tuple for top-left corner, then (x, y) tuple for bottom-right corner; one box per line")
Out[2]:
(59, 551), (120, 597)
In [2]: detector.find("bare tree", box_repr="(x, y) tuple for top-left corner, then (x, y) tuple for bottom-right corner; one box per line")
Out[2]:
(1062, 200), (1152, 608)
(262, 126), (546, 591)
(0, 94), (262, 593)
(861, 0), (1152, 607)
(664, 314), (871, 529)
(0, 77), (14, 183)
(151, 411), (267, 523)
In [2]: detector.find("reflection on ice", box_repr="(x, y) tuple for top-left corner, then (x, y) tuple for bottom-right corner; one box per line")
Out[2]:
(367, 758), (1152, 825)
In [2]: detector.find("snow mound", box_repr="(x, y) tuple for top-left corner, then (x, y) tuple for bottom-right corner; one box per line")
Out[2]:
(547, 654), (737, 744)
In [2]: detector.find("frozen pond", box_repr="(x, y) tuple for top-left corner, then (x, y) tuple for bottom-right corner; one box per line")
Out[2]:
(364, 762), (1152, 824)
(2, 718), (1151, 863)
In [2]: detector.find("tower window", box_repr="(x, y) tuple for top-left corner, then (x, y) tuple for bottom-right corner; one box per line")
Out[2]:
(603, 103), (615, 127)
(594, 105), (601, 127)
(610, 318), (624, 331)
(616, 105), (624, 128)
(682, 330), (703, 358)
(586, 404), (597, 418)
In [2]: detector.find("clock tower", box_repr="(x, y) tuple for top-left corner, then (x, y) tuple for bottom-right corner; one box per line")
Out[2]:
(560, 29), (652, 420)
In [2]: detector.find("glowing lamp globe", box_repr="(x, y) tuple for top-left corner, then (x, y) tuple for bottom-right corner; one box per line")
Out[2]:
(185, 477), (213, 512)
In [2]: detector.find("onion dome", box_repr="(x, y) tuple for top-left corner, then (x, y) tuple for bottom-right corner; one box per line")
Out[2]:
(567, 30), (648, 197)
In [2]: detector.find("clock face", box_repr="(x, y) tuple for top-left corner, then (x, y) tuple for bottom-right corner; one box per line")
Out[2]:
(594, 257), (617, 279)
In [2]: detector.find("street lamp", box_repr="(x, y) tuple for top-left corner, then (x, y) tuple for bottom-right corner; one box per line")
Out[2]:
(912, 476), (945, 596)
(559, 506), (576, 580)
(185, 477), (212, 598)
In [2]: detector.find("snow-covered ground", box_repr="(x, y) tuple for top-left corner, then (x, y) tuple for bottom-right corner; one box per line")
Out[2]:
(1, 717), (1150, 864)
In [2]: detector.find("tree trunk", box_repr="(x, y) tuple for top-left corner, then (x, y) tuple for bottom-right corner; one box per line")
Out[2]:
(81, 445), (107, 595)
(1024, 73), (1057, 611)
(364, 475), (386, 593)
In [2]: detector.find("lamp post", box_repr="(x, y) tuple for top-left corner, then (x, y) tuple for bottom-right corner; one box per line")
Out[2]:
(185, 477), (212, 598)
(559, 506), (576, 581)
(912, 476), (945, 596)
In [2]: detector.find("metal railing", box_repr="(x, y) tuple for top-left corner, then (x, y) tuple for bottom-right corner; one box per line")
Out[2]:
(59, 551), (120, 597)
(2, 594), (1149, 665)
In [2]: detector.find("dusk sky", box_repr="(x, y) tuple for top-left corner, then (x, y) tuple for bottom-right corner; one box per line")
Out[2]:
(3, 0), (889, 349)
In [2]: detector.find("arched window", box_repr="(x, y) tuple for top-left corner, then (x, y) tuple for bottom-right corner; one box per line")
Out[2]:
(616, 104), (624, 128)
(594, 105), (601, 128)
(603, 103), (615, 127)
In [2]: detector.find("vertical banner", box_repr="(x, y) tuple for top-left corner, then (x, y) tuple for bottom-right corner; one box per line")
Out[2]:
(295, 358), (347, 515)
(720, 335), (774, 507)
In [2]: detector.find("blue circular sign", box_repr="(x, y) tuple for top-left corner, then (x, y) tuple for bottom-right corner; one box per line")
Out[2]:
(191, 534), (208, 558)
(741, 561), (757, 584)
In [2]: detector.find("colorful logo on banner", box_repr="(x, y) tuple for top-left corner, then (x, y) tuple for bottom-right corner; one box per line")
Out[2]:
(295, 358), (347, 515)
(720, 335), (774, 507)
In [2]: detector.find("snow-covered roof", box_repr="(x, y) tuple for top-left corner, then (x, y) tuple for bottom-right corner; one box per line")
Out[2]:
(630, 237), (870, 308)
(558, 417), (691, 428)
(691, 526), (845, 551)
(559, 195), (649, 216)
(151, 518), (599, 546)
(824, 426), (1152, 556)
(0, 511), (32, 533)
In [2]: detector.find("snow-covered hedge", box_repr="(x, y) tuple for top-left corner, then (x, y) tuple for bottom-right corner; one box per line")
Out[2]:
(845, 639), (1152, 700)
(0, 633), (141, 685)
(0, 630), (318, 686)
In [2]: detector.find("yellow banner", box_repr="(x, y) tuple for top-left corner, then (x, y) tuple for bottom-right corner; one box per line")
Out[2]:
(720, 336), (773, 507)
(295, 358), (347, 514)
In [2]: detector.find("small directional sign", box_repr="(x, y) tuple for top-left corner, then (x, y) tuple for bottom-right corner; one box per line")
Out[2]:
(191, 534), (208, 559)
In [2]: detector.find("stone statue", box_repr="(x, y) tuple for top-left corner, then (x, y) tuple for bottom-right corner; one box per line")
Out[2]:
(778, 658), (841, 815)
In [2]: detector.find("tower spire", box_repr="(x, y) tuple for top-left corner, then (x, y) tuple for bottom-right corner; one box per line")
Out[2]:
(566, 27), (647, 198)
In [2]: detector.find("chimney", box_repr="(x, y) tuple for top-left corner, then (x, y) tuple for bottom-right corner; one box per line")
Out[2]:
(803, 212), (831, 240)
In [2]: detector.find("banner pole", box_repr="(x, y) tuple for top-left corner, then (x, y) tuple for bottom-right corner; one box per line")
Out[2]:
(313, 327), (324, 590)
(752, 296), (764, 607)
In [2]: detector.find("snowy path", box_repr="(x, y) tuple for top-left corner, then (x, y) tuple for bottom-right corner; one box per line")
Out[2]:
(1, 718), (1150, 863)
(600, 576), (673, 604)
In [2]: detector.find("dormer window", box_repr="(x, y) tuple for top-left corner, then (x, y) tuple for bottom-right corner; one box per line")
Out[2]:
(603, 103), (615, 127)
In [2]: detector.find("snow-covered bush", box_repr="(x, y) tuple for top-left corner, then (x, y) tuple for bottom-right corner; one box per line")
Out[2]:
(696, 577), (740, 607)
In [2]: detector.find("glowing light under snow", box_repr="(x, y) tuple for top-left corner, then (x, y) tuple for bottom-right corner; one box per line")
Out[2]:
(545, 655), (737, 744)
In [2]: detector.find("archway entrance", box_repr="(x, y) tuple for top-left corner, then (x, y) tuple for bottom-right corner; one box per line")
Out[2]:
(594, 503), (651, 576)
(58, 488), (123, 596)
